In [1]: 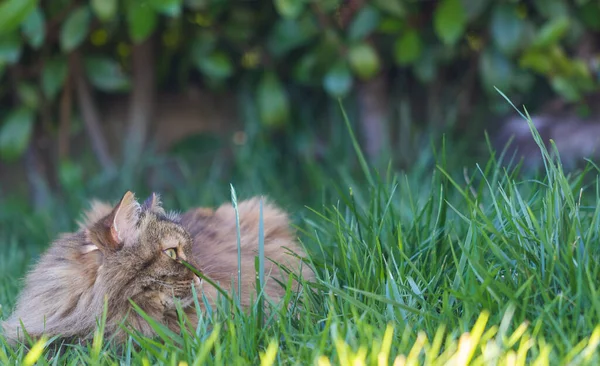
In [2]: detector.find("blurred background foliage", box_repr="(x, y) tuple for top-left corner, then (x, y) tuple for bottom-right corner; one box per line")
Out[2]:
(0, 0), (599, 211)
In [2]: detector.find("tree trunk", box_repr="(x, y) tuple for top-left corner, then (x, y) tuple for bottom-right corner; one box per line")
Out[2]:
(25, 140), (51, 211)
(356, 73), (390, 163)
(58, 70), (72, 160)
(123, 37), (156, 169)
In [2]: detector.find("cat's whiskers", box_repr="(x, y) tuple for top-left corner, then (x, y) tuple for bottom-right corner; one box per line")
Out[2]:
(201, 263), (216, 271)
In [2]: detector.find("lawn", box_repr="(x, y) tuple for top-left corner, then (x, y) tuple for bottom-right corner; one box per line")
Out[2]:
(1, 110), (600, 365)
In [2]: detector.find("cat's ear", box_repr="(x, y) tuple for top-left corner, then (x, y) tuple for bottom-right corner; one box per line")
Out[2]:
(87, 191), (141, 251)
(101, 191), (141, 250)
(142, 192), (165, 215)
(110, 191), (141, 246)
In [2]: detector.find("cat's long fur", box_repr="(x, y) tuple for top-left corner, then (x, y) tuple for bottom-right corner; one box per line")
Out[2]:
(1, 192), (313, 345)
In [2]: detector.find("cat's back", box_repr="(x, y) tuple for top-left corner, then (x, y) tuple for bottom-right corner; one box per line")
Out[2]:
(180, 197), (300, 257)
(179, 197), (313, 305)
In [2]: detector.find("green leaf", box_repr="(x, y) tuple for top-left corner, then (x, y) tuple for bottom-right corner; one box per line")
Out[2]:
(222, 8), (256, 43)
(317, 0), (341, 13)
(519, 50), (553, 74)
(511, 69), (535, 93)
(571, 59), (593, 81)
(91, 0), (117, 21)
(461, 0), (491, 21)
(323, 62), (353, 97)
(533, 0), (569, 20)
(372, 0), (405, 17)
(151, 0), (183, 17)
(579, 2), (600, 31)
(190, 31), (217, 60)
(434, 0), (467, 46)
(348, 5), (381, 41)
(348, 43), (380, 80)
(551, 76), (580, 101)
(195, 51), (234, 80)
(0, 33), (22, 64)
(479, 47), (513, 92)
(292, 52), (318, 84)
(490, 4), (524, 55)
(533, 17), (570, 48)
(394, 29), (422, 65)
(413, 48), (437, 83)
(21, 7), (45, 49)
(257, 72), (290, 128)
(60, 6), (91, 52)
(312, 30), (341, 69)
(126, 0), (158, 43)
(378, 17), (404, 34)
(0, 107), (35, 162)
(274, 0), (305, 19)
(268, 15), (318, 58)
(42, 57), (68, 100)
(224, 23), (254, 44)
(84, 57), (131, 92)
(0, 0), (37, 36)
(17, 83), (39, 110)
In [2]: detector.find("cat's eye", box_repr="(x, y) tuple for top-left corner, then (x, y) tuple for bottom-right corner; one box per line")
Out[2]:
(163, 248), (177, 260)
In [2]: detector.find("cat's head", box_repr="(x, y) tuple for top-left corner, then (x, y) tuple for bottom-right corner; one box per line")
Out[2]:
(3, 191), (203, 344)
(82, 191), (202, 330)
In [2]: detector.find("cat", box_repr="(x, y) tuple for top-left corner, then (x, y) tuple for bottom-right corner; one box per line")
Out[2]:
(1, 191), (314, 345)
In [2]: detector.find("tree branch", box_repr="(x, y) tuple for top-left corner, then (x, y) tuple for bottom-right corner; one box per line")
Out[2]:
(70, 52), (116, 173)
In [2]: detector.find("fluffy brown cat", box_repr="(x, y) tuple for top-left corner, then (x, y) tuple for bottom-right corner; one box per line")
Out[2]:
(1, 191), (313, 345)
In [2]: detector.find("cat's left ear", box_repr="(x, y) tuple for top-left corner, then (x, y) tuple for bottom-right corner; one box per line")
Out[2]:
(110, 191), (141, 247)
(87, 191), (141, 251)
(98, 191), (141, 250)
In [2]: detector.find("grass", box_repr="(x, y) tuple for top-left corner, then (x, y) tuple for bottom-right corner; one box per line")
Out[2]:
(2, 105), (600, 365)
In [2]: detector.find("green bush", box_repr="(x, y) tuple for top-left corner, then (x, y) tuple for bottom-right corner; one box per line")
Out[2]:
(0, 0), (598, 174)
